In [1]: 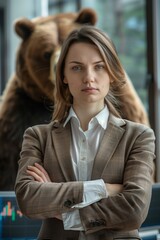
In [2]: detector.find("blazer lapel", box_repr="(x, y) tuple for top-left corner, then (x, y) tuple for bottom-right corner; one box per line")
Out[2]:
(51, 122), (76, 181)
(91, 114), (126, 179)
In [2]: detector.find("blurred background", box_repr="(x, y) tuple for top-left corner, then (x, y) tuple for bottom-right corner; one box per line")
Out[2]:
(0, 0), (159, 179)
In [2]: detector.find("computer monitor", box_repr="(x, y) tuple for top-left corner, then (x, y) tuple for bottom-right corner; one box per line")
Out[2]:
(0, 191), (41, 240)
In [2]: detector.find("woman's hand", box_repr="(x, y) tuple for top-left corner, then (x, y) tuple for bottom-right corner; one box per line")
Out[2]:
(27, 163), (51, 182)
(106, 183), (123, 196)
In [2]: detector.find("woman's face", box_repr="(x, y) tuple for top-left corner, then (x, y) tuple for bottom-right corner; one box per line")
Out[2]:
(64, 42), (111, 108)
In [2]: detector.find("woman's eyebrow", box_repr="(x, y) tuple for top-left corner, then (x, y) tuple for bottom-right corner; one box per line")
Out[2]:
(69, 60), (104, 64)
(69, 61), (82, 64)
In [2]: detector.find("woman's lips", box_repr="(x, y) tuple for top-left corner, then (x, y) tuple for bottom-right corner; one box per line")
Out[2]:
(82, 87), (98, 92)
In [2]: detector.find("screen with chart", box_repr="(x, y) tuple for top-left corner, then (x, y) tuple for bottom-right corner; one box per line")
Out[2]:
(0, 191), (41, 239)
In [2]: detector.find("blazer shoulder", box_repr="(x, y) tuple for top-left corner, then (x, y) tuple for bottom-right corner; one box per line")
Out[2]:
(109, 114), (155, 137)
(24, 121), (56, 136)
(123, 119), (155, 138)
(124, 119), (152, 130)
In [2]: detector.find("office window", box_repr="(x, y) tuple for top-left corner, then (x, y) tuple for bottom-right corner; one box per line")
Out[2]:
(49, 0), (80, 14)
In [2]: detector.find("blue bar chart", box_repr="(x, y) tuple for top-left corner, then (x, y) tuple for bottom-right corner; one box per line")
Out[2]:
(0, 195), (41, 239)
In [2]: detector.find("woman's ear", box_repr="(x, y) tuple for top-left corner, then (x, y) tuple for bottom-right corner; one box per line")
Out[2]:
(63, 77), (68, 84)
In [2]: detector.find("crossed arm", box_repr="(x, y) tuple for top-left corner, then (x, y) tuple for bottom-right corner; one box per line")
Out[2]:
(27, 163), (123, 222)
(27, 163), (123, 196)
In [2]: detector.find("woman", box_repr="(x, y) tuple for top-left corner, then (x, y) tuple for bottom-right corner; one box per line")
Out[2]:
(15, 26), (155, 240)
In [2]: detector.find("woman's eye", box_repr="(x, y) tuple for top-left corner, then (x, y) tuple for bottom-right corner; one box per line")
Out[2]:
(95, 64), (105, 70)
(72, 65), (82, 71)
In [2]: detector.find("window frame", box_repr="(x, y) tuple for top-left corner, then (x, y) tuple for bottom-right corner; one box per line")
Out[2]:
(146, 0), (160, 181)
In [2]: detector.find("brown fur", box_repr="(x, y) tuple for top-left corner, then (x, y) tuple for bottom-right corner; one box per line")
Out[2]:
(0, 8), (151, 190)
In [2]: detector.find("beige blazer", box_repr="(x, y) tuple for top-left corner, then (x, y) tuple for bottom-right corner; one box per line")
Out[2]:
(15, 114), (155, 240)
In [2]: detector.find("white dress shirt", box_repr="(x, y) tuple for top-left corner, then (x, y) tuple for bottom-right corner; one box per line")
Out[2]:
(62, 106), (109, 239)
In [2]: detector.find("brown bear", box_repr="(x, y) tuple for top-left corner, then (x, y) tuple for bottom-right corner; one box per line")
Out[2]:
(0, 8), (150, 190)
(0, 8), (97, 190)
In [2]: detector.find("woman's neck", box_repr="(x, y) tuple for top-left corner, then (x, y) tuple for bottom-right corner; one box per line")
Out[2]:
(72, 103), (104, 131)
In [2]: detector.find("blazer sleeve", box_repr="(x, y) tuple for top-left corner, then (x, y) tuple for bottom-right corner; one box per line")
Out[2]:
(15, 126), (83, 219)
(79, 126), (156, 235)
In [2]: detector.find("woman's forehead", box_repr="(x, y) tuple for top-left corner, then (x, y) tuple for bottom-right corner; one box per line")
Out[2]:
(65, 42), (103, 61)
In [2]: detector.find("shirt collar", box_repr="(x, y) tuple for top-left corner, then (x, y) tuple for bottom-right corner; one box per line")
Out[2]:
(63, 105), (109, 130)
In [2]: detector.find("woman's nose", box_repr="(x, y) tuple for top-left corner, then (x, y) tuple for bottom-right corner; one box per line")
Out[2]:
(83, 68), (95, 83)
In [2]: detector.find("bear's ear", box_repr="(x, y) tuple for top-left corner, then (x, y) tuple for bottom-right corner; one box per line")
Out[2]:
(75, 8), (97, 25)
(14, 18), (35, 40)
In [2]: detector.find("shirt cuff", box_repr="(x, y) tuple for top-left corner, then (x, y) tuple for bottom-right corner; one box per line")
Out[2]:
(72, 179), (108, 209)
(62, 210), (84, 231)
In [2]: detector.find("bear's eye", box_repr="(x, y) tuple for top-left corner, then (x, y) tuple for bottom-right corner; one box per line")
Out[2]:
(44, 51), (52, 60)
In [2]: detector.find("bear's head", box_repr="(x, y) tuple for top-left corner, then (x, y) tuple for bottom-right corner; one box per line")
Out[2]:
(14, 8), (97, 103)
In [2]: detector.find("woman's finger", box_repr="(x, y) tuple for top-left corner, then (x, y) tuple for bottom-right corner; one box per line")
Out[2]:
(26, 169), (44, 182)
(34, 163), (51, 182)
(27, 165), (49, 182)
